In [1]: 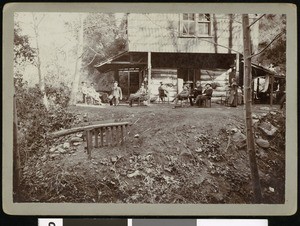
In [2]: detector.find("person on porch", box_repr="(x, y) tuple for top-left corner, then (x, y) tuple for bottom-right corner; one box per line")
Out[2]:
(190, 81), (202, 106)
(88, 83), (102, 105)
(158, 82), (168, 103)
(109, 81), (123, 106)
(194, 83), (213, 107)
(80, 81), (88, 104)
(171, 85), (190, 108)
(128, 82), (148, 107)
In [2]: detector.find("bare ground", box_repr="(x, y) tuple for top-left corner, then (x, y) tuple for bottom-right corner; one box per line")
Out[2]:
(17, 102), (285, 204)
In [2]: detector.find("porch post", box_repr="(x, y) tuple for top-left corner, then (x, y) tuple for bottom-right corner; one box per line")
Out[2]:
(236, 53), (240, 83)
(127, 69), (130, 96)
(270, 74), (274, 107)
(147, 52), (152, 104)
(139, 68), (143, 87)
(114, 70), (119, 83)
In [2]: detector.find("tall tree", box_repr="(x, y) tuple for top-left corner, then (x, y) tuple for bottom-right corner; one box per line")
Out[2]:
(32, 13), (49, 109)
(69, 14), (85, 106)
(254, 14), (286, 73)
(212, 14), (218, 53)
(13, 21), (35, 198)
(242, 14), (262, 203)
(228, 14), (234, 54)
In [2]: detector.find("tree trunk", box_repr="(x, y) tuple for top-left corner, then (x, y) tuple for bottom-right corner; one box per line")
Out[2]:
(242, 14), (262, 203)
(32, 13), (49, 110)
(228, 14), (233, 54)
(70, 14), (84, 106)
(213, 14), (218, 53)
(13, 94), (21, 200)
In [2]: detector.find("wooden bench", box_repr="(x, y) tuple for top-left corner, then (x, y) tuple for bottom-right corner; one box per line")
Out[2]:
(48, 122), (131, 159)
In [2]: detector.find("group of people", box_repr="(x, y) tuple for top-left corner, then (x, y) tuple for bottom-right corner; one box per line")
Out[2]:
(171, 81), (213, 108)
(81, 82), (102, 105)
(80, 80), (214, 108)
(80, 80), (150, 107)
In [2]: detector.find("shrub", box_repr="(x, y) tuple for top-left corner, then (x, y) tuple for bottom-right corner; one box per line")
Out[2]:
(14, 75), (75, 159)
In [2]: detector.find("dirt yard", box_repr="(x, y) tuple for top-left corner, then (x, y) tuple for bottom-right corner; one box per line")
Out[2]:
(18, 102), (285, 204)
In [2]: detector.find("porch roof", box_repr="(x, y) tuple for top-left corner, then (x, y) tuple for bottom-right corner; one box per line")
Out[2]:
(94, 51), (147, 73)
(94, 51), (237, 73)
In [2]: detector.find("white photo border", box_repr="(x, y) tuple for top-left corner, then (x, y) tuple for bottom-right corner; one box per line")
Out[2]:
(2, 2), (297, 216)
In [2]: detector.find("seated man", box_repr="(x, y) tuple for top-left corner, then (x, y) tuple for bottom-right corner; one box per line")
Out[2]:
(172, 85), (190, 108)
(194, 83), (213, 107)
(158, 82), (168, 103)
(128, 83), (148, 107)
(189, 81), (202, 106)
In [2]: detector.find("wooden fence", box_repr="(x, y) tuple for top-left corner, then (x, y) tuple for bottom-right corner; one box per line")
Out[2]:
(49, 122), (131, 159)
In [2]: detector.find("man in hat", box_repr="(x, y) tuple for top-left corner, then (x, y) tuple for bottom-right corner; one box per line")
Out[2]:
(189, 80), (202, 106)
(109, 81), (123, 106)
(128, 82), (148, 107)
(158, 82), (168, 103)
(81, 81), (88, 104)
(171, 85), (190, 108)
(194, 83), (213, 107)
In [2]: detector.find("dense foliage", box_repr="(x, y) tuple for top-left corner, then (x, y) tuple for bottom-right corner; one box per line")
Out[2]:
(254, 14), (286, 73)
(15, 74), (75, 159)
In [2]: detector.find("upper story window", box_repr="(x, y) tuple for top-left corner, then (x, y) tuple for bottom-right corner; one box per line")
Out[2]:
(180, 13), (211, 37)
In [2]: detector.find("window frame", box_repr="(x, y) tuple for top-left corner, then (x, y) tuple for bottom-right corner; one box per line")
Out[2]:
(179, 13), (212, 38)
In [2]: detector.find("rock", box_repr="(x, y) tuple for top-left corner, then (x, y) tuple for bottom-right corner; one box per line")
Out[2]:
(231, 131), (246, 143)
(127, 170), (140, 178)
(134, 134), (140, 138)
(252, 114), (259, 119)
(195, 147), (203, 153)
(230, 128), (238, 133)
(270, 111), (277, 115)
(70, 137), (83, 142)
(111, 157), (117, 163)
(76, 133), (83, 138)
(260, 107), (270, 111)
(49, 147), (56, 153)
(150, 113), (155, 116)
(261, 113), (267, 117)
(259, 122), (278, 136)
(180, 150), (193, 158)
(50, 154), (59, 158)
(41, 155), (47, 161)
(58, 147), (67, 154)
(191, 126), (196, 129)
(256, 138), (270, 148)
(252, 119), (259, 125)
(63, 142), (70, 149)
(73, 142), (81, 146)
(269, 187), (275, 192)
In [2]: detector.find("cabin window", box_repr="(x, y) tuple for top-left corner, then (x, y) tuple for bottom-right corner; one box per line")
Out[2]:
(180, 13), (211, 37)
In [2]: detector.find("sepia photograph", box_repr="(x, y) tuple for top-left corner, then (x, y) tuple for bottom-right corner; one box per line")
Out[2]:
(3, 3), (297, 215)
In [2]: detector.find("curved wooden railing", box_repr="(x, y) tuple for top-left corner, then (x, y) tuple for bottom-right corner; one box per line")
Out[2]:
(48, 122), (131, 159)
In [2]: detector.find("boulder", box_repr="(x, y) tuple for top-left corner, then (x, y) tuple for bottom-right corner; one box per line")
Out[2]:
(49, 147), (56, 153)
(58, 147), (67, 154)
(63, 142), (70, 149)
(231, 130), (246, 143)
(70, 137), (83, 143)
(111, 157), (118, 163)
(259, 122), (278, 136)
(260, 107), (270, 111)
(256, 138), (270, 148)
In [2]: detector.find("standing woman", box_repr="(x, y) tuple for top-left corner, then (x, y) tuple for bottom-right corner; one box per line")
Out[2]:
(228, 78), (238, 107)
